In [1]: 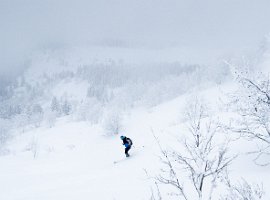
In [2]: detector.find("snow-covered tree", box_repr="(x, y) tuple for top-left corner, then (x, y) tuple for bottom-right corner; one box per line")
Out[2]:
(12, 112), (29, 132)
(155, 99), (235, 200)
(28, 104), (44, 127)
(0, 118), (12, 155)
(61, 99), (72, 115)
(229, 71), (270, 165)
(0, 118), (11, 144)
(51, 96), (60, 113)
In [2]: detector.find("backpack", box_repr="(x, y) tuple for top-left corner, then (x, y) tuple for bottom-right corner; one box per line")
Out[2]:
(127, 138), (133, 146)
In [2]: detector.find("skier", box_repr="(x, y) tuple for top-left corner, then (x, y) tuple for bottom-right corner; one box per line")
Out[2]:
(120, 135), (133, 157)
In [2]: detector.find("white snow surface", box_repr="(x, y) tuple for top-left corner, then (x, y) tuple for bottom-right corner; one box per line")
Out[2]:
(1, 83), (270, 200)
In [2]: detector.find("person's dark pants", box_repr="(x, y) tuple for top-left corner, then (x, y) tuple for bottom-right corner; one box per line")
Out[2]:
(125, 146), (131, 156)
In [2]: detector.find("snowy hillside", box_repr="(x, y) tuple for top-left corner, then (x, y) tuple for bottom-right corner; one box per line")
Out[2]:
(1, 77), (270, 199)
(0, 41), (270, 199)
(1, 1), (270, 199)
(1, 42), (270, 199)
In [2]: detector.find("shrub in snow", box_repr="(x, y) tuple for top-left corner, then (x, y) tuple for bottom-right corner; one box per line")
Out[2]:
(76, 98), (102, 123)
(44, 110), (57, 128)
(24, 136), (39, 159)
(102, 110), (122, 136)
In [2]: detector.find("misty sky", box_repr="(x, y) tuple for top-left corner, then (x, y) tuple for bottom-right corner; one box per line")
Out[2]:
(1, 0), (270, 75)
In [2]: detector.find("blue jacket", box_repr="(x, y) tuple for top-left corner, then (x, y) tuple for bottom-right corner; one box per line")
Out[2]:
(124, 143), (130, 148)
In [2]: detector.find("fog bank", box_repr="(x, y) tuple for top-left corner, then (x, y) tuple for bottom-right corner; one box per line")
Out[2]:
(1, 0), (270, 76)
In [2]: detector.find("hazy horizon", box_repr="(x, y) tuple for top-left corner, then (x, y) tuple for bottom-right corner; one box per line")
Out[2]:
(1, 0), (270, 76)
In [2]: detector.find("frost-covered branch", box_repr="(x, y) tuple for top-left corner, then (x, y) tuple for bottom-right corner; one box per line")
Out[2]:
(221, 171), (264, 200)
(229, 71), (270, 165)
(154, 100), (235, 200)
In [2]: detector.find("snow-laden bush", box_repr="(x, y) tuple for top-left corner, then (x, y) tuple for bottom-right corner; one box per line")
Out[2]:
(102, 109), (123, 136)
(44, 110), (57, 128)
(76, 97), (103, 124)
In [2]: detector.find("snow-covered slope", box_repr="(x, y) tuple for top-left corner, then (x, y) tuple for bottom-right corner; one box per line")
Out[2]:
(1, 83), (269, 200)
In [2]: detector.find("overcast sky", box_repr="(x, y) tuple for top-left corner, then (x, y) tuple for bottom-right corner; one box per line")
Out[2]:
(1, 0), (270, 75)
